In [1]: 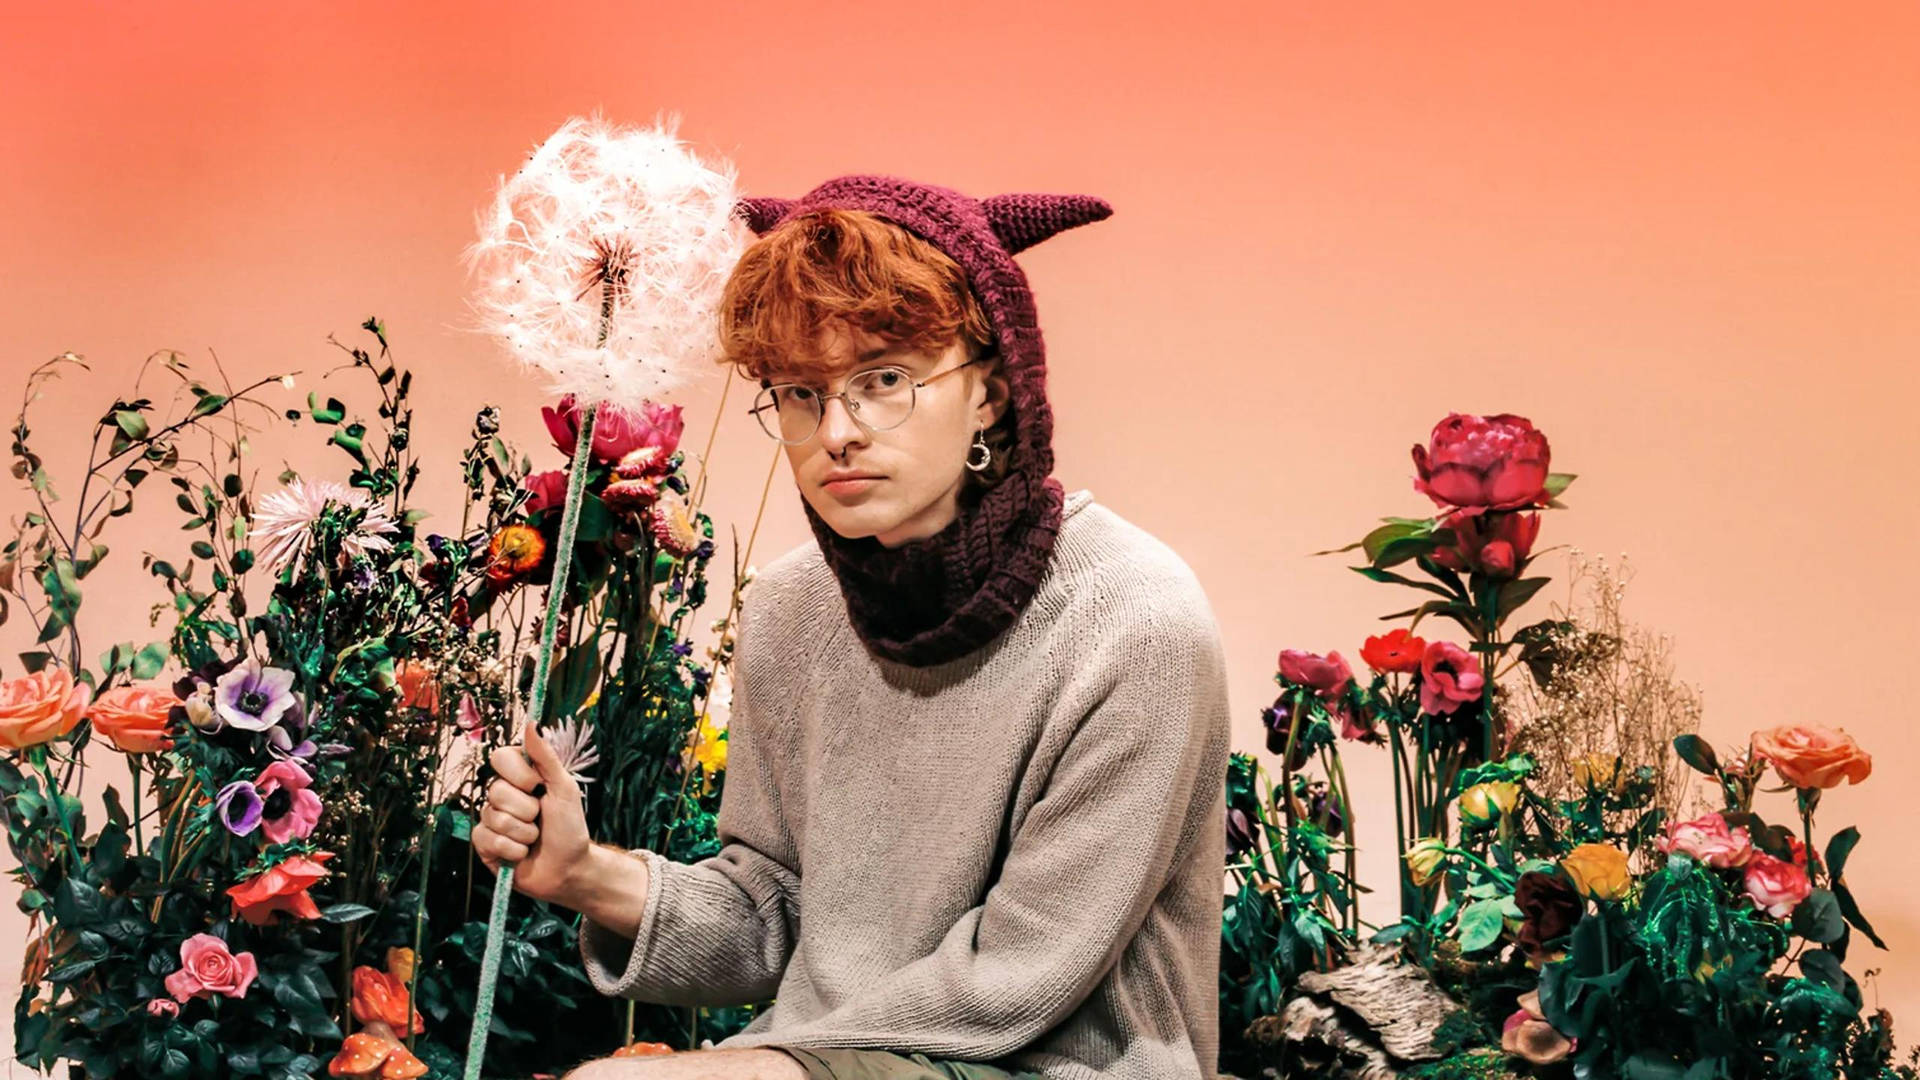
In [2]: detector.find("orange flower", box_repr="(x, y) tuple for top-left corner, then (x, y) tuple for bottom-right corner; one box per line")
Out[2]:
(328, 1022), (427, 1079)
(612, 1041), (675, 1058)
(87, 683), (177, 754)
(227, 852), (333, 926)
(1360, 628), (1427, 675)
(1750, 724), (1872, 790)
(384, 947), (414, 984)
(0, 666), (90, 750)
(486, 524), (546, 585)
(351, 965), (424, 1035)
(394, 661), (438, 714)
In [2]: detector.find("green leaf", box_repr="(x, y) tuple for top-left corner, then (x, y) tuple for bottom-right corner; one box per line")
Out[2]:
(1799, 948), (1847, 990)
(1375, 535), (1442, 569)
(308, 393), (346, 425)
(318, 902), (376, 924)
(1493, 576), (1552, 616)
(1543, 472), (1577, 498)
(1359, 521), (1428, 563)
(1672, 734), (1719, 776)
(131, 641), (167, 680)
(1791, 888), (1846, 943)
(112, 410), (149, 441)
(1457, 898), (1507, 952)
(190, 540), (217, 559)
(52, 878), (105, 927)
(1833, 882), (1887, 949)
(1825, 826), (1860, 882)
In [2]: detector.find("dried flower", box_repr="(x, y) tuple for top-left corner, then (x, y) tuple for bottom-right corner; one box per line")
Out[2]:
(544, 716), (600, 785)
(462, 114), (748, 412)
(250, 477), (399, 577)
(486, 524), (547, 585)
(650, 487), (704, 557)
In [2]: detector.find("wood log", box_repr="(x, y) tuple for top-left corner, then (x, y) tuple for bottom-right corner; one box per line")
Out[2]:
(1242, 944), (1469, 1079)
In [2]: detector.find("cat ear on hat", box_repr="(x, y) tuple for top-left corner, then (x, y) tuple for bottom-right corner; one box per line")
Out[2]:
(981, 193), (1113, 255)
(735, 196), (797, 236)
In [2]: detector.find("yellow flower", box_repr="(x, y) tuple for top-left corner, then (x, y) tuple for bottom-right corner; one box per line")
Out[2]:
(1572, 753), (1623, 794)
(1459, 781), (1520, 826)
(385, 947), (415, 984)
(1561, 843), (1632, 901)
(1405, 837), (1448, 887)
(688, 714), (727, 775)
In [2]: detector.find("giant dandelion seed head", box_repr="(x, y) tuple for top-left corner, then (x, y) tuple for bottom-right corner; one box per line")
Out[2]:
(461, 112), (751, 413)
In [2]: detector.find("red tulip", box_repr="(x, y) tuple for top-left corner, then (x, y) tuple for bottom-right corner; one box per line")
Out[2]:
(1412, 413), (1551, 515)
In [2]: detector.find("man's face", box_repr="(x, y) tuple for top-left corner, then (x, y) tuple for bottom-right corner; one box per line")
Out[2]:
(782, 323), (1006, 548)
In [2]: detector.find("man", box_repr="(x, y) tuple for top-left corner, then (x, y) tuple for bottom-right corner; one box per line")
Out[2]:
(473, 175), (1231, 1080)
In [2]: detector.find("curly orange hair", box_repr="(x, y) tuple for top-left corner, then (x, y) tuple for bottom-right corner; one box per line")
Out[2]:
(717, 208), (996, 384)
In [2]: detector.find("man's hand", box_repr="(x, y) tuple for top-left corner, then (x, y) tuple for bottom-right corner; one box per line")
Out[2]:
(473, 726), (594, 906)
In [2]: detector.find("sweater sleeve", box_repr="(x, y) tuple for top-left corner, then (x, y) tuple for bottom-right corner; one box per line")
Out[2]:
(576, 592), (801, 1006)
(745, 595), (1230, 1059)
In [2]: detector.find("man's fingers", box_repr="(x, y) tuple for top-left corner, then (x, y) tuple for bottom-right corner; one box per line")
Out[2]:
(482, 805), (540, 846)
(487, 779), (541, 823)
(489, 744), (542, 793)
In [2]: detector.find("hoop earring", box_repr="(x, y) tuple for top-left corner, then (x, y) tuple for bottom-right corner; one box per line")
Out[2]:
(964, 429), (992, 473)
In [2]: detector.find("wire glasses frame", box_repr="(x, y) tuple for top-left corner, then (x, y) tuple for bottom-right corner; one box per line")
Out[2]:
(749, 354), (992, 445)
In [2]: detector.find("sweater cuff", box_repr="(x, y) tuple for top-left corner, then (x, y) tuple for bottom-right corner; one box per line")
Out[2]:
(577, 847), (672, 999)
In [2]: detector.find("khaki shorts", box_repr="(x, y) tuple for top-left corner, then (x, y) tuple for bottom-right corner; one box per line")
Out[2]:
(778, 1046), (1043, 1080)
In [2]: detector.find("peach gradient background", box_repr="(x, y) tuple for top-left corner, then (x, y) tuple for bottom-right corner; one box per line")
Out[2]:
(5, 0), (1918, 1063)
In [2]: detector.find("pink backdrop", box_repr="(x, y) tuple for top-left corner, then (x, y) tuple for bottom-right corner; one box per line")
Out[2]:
(5, 0), (1917, 1059)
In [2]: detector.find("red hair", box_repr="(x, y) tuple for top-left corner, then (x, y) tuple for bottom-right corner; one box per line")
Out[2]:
(717, 208), (996, 383)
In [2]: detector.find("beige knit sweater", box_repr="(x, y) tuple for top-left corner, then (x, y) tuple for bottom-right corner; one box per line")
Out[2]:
(579, 488), (1231, 1079)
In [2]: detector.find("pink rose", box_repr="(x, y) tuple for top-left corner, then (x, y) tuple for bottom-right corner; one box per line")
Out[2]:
(1419, 640), (1485, 716)
(0, 665), (90, 750)
(541, 395), (684, 466)
(1412, 413), (1552, 515)
(1743, 852), (1813, 918)
(163, 933), (258, 1002)
(146, 997), (180, 1018)
(253, 760), (322, 845)
(520, 469), (568, 516)
(1656, 812), (1753, 869)
(1277, 649), (1354, 699)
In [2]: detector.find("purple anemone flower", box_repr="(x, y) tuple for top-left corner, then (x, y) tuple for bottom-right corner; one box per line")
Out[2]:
(213, 659), (298, 732)
(216, 780), (263, 836)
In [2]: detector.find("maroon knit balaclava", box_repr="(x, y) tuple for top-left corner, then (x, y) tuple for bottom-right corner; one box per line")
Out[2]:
(734, 175), (1112, 668)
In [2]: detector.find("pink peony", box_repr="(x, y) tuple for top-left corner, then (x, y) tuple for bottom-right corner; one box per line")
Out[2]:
(520, 469), (568, 516)
(1412, 413), (1552, 515)
(164, 934), (258, 1002)
(1432, 510), (1541, 578)
(1656, 812), (1753, 869)
(541, 395), (684, 466)
(1743, 852), (1813, 918)
(1419, 640), (1485, 716)
(1277, 649), (1354, 699)
(253, 760), (322, 845)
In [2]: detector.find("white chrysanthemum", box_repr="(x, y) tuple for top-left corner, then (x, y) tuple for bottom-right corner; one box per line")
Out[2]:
(546, 715), (601, 786)
(461, 112), (750, 413)
(249, 477), (400, 577)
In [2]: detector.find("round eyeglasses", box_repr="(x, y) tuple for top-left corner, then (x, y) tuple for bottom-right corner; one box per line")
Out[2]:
(750, 355), (991, 445)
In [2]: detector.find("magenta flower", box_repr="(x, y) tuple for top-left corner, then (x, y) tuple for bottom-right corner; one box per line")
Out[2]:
(1277, 649), (1354, 699)
(1419, 640), (1486, 716)
(1411, 413), (1552, 515)
(540, 395), (684, 466)
(254, 760), (322, 844)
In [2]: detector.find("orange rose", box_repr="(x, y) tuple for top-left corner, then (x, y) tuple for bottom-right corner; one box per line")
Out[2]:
(227, 852), (333, 926)
(1750, 724), (1872, 790)
(0, 666), (90, 750)
(351, 965), (424, 1035)
(87, 683), (177, 754)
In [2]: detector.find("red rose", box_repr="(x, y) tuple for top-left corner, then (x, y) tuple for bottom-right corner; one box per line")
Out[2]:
(1411, 413), (1552, 514)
